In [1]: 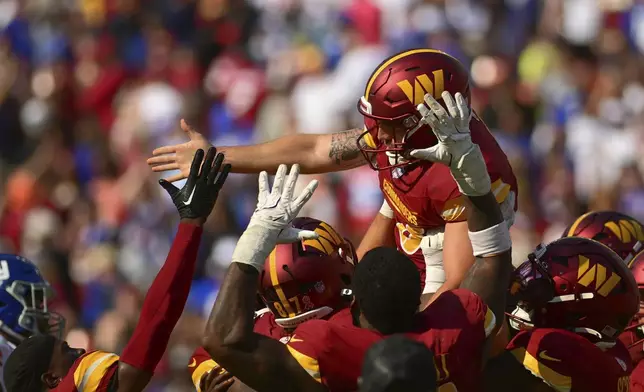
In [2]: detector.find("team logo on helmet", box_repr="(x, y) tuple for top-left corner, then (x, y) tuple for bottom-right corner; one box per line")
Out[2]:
(577, 255), (622, 297)
(396, 70), (445, 105)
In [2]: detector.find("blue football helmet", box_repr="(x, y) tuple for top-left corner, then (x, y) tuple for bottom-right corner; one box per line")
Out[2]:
(0, 254), (64, 343)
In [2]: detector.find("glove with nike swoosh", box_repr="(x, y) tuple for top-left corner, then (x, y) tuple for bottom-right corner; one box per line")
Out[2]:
(232, 164), (319, 271)
(411, 91), (491, 196)
(160, 147), (231, 221)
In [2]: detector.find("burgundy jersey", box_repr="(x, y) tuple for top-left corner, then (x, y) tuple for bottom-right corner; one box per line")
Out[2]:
(188, 309), (290, 391)
(507, 328), (632, 392)
(632, 360), (644, 391)
(52, 351), (119, 392)
(286, 289), (496, 391)
(375, 113), (517, 285)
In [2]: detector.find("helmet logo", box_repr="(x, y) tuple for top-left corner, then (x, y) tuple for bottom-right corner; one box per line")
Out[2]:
(604, 219), (644, 244)
(577, 255), (621, 297)
(396, 70), (445, 105)
(302, 222), (345, 255)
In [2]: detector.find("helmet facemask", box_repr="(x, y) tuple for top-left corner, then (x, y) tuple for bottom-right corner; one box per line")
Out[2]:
(507, 245), (557, 331)
(0, 280), (65, 343)
(356, 97), (424, 171)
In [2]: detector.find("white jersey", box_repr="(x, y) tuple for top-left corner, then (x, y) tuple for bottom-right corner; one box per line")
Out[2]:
(0, 334), (16, 391)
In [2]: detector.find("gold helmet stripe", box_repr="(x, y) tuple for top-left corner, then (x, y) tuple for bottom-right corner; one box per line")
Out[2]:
(566, 211), (595, 237)
(363, 49), (459, 99)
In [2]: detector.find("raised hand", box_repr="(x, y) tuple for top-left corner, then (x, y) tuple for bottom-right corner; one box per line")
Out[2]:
(160, 147), (231, 223)
(410, 91), (490, 196)
(148, 119), (212, 183)
(250, 164), (319, 243)
(232, 164), (319, 270)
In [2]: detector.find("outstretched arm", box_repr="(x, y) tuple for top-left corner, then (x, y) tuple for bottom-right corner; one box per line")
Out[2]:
(203, 164), (326, 392)
(116, 148), (231, 392)
(147, 120), (366, 181)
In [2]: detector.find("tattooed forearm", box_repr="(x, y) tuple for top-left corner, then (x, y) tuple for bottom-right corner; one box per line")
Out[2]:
(328, 128), (364, 165)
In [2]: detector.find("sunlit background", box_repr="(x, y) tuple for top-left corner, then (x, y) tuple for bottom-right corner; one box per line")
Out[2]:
(1, 0), (644, 389)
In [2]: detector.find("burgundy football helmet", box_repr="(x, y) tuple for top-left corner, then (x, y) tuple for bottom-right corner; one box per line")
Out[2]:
(357, 49), (471, 170)
(258, 217), (356, 329)
(618, 251), (644, 363)
(508, 237), (639, 342)
(562, 211), (644, 264)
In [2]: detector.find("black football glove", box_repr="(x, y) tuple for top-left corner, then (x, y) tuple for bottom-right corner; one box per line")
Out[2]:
(159, 147), (231, 220)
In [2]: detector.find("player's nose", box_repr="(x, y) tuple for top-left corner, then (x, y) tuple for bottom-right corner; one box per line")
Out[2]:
(377, 127), (393, 143)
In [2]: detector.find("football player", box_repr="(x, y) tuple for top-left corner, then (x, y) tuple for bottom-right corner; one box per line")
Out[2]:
(3, 148), (231, 392)
(619, 251), (644, 391)
(188, 217), (356, 392)
(200, 89), (513, 391)
(562, 210), (644, 264)
(147, 48), (518, 307)
(0, 254), (65, 391)
(485, 237), (638, 391)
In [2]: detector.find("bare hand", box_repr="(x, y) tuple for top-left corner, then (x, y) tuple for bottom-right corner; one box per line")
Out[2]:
(147, 119), (213, 182)
(201, 366), (235, 392)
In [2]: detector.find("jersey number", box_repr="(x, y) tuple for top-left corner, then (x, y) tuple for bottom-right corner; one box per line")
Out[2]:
(273, 296), (302, 318)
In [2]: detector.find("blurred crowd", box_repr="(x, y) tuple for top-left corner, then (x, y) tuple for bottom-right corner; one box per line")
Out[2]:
(1, 0), (644, 390)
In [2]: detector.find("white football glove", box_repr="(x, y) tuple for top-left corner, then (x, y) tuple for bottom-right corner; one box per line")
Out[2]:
(232, 164), (319, 271)
(410, 91), (491, 197)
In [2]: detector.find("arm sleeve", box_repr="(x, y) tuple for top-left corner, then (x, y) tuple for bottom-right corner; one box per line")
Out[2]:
(120, 223), (203, 372)
(188, 347), (218, 392)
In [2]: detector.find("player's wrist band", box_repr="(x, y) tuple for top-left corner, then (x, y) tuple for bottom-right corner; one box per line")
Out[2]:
(468, 222), (511, 257)
(231, 225), (279, 271)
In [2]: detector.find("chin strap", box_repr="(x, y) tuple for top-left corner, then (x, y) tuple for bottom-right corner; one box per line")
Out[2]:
(273, 307), (334, 329)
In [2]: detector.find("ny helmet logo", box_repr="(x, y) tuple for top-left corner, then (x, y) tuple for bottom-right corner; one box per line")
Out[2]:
(396, 70), (445, 105)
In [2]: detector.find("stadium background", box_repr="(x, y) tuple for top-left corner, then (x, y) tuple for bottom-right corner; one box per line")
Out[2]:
(0, 0), (643, 390)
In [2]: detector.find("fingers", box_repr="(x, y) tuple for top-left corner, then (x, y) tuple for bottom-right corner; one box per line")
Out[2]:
(441, 91), (458, 119)
(186, 149), (205, 193)
(158, 179), (179, 196)
(200, 147), (217, 182)
(455, 92), (469, 121)
(409, 146), (439, 162)
(276, 228), (319, 244)
(181, 119), (200, 139)
(292, 179), (318, 211)
(206, 149), (223, 185)
(282, 164), (300, 202)
(150, 163), (180, 172)
(423, 93), (448, 120)
(296, 229), (319, 240)
(147, 154), (177, 165)
(271, 164), (288, 198)
(257, 171), (270, 206)
(151, 145), (178, 156)
(214, 164), (231, 190)
(416, 101), (440, 130)
(202, 366), (234, 392)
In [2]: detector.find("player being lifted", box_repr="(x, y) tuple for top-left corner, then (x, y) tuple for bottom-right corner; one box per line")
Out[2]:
(3, 148), (231, 392)
(147, 49), (517, 307)
(199, 90), (513, 391)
